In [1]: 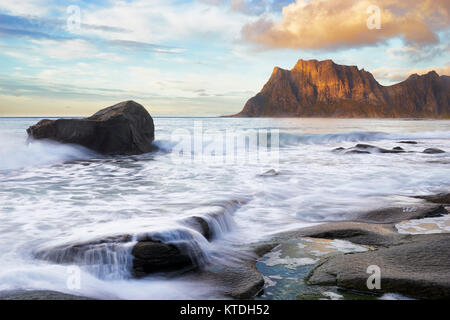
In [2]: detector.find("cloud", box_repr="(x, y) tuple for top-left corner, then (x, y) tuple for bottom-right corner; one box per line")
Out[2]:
(0, 13), (184, 59)
(242, 0), (450, 50)
(387, 42), (450, 63)
(372, 64), (450, 84)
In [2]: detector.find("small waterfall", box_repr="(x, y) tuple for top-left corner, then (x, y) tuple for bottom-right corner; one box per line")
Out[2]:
(34, 235), (136, 280)
(137, 228), (212, 268)
(181, 199), (245, 240)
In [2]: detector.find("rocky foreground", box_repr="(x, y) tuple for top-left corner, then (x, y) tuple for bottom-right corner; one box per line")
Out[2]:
(261, 192), (450, 299)
(21, 192), (449, 300)
(233, 59), (449, 118)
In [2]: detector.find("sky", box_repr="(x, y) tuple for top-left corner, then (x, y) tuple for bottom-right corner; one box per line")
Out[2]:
(0, 0), (448, 116)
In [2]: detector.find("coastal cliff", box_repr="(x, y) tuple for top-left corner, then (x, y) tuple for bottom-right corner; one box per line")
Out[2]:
(234, 59), (450, 118)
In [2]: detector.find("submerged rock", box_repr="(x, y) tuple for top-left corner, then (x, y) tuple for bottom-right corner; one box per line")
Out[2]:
(34, 233), (197, 277)
(0, 290), (93, 300)
(335, 144), (407, 155)
(398, 141), (418, 144)
(345, 150), (371, 155)
(423, 148), (446, 154)
(34, 235), (132, 264)
(354, 144), (405, 154)
(27, 100), (155, 155)
(306, 233), (450, 299)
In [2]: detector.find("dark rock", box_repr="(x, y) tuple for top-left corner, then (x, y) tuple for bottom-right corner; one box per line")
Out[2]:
(345, 150), (371, 154)
(182, 216), (212, 241)
(392, 146), (404, 151)
(332, 147), (346, 152)
(306, 233), (450, 299)
(355, 144), (404, 154)
(27, 100), (155, 155)
(415, 193), (450, 204)
(423, 148), (446, 154)
(398, 141), (418, 144)
(132, 240), (194, 277)
(343, 144), (406, 154)
(355, 144), (375, 149)
(35, 233), (197, 277)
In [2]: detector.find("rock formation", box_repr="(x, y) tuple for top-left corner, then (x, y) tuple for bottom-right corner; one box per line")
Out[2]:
(27, 100), (155, 155)
(234, 59), (450, 118)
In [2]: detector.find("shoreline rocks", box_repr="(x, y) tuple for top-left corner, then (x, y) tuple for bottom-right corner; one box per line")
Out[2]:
(0, 290), (93, 300)
(27, 100), (155, 155)
(415, 193), (450, 204)
(306, 233), (450, 299)
(31, 192), (450, 300)
(256, 194), (450, 299)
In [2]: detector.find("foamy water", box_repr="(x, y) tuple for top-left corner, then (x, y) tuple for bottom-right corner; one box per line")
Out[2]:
(0, 117), (449, 299)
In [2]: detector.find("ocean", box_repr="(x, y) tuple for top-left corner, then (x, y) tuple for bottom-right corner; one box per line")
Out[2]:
(0, 117), (449, 299)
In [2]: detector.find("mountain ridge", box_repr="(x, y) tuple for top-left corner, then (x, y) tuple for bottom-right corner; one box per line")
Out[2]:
(233, 59), (450, 118)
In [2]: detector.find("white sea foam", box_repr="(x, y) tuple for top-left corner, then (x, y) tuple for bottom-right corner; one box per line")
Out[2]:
(0, 133), (97, 171)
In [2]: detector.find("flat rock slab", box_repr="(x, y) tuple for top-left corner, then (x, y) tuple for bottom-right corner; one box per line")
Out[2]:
(0, 290), (93, 300)
(27, 100), (155, 155)
(415, 193), (450, 205)
(307, 233), (450, 299)
(275, 222), (404, 247)
(356, 205), (448, 224)
(199, 262), (264, 299)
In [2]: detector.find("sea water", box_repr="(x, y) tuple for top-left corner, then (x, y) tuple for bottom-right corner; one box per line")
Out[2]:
(0, 117), (449, 299)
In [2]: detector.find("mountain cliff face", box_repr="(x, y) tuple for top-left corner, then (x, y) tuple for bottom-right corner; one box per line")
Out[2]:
(234, 59), (450, 118)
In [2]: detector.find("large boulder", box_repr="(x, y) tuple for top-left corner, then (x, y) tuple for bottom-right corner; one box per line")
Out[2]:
(27, 100), (155, 155)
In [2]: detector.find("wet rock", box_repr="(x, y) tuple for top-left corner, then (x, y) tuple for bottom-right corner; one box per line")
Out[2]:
(356, 205), (448, 224)
(27, 100), (155, 155)
(35, 233), (198, 277)
(0, 290), (93, 300)
(338, 144), (407, 155)
(279, 222), (403, 247)
(415, 193), (450, 205)
(345, 150), (371, 155)
(259, 169), (279, 176)
(132, 240), (194, 277)
(354, 144), (405, 154)
(398, 141), (418, 144)
(306, 233), (450, 299)
(423, 148), (446, 154)
(34, 235), (132, 264)
(182, 216), (212, 241)
(200, 262), (265, 299)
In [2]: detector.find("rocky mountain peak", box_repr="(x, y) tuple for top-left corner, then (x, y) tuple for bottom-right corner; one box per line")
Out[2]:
(233, 59), (449, 118)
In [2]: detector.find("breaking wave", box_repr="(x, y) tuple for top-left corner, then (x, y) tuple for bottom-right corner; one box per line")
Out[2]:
(279, 131), (450, 146)
(0, 135), (99, 171)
